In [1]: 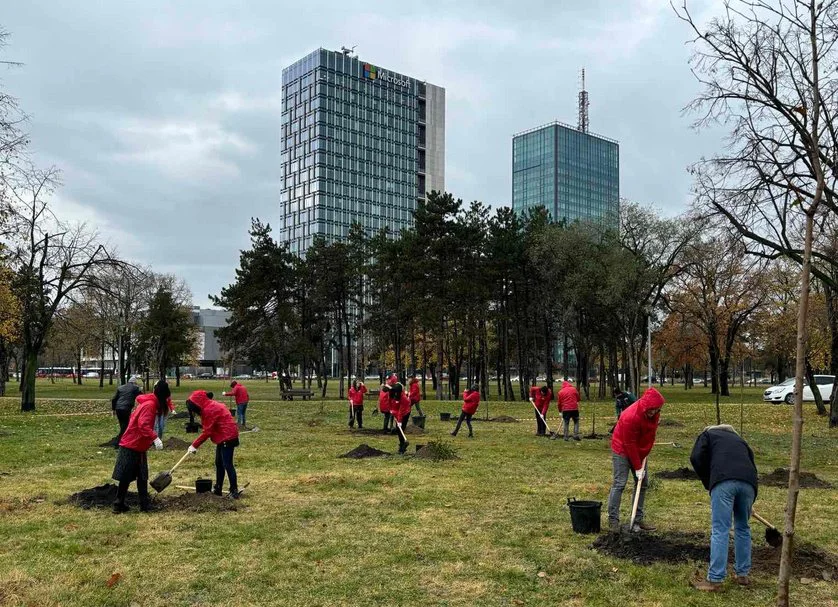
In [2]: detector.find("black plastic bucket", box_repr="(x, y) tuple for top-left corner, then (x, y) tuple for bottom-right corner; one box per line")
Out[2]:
(440, 412), (451, 421)
(412, 415), (426, 429)
(567, 498), (601, 534)
(195, 479), (212, 493)
(229, 407), (237, 418)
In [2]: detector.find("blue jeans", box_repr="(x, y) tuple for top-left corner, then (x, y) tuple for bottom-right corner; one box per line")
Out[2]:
(215, 444), (238, 493)
(236, 402), (248, 426)
(154, 415), (166, 440)
(708, 480), (755, 582)
(607, 454), (648, 525)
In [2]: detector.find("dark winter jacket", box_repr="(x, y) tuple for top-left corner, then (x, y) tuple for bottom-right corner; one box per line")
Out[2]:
(690, 425), (758, 497)
(615, 391), (636, 416)
(111, 383), (141, 411)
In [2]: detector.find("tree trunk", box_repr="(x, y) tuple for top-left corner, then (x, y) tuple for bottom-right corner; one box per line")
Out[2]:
(0, 341), (8, 398)
(777, 209), (816, 607)
(436, 320), (444, 400)
(805, 358), (826, 415)
(77, 349), (83, 385)
(99, 338), (106, 389)
(175, 365), (181, 388)
(20, 348), (38, 411)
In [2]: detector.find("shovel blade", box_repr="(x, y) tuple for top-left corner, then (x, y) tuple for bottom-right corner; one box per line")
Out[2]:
(150, 472), (172, 493)
(765, 527), (783, 548)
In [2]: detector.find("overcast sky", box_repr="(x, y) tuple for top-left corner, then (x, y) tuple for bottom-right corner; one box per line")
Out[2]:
(4, 0), (725, 307)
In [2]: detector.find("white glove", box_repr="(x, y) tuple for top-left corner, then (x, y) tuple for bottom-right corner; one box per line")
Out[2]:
(222, 392), (227, 396)
(187, 445), (198, 455)
(153, 437), (163, 450)
(636, 468), (645, 481)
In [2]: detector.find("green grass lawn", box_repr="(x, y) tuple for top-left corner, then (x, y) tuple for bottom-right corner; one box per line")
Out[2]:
(0, 388), (836, 606)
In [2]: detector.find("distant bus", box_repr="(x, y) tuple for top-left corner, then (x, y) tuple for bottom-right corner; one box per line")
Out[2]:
(36, 367), (75, 378)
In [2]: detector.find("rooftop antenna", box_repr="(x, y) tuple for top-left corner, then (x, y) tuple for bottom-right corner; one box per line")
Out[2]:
(578, 68), (589, 133)
(341, 45), (357, 56)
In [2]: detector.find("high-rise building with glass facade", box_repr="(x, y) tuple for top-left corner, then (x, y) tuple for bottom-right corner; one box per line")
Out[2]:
(512, 121), (619, 227)
(279, 49), (445, 255)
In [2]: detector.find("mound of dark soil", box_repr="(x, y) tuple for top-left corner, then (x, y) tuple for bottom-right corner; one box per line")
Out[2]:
(68, 484), (139, 509)
(592, 531), (838, 581)
(760, 468), (833, 489)
(659, 419), (684, 427)
(404, 424), (425, 434)
(98, 437), (119, 448)
(164, 492), (238, 512)
(656, 467), (699, 480)
(490, 415), (519, 423)
(162, 437), (191, 449)
(414, 441), (459, 461)
(349, 428), (388, 436)
(339, 444), (389, 459)
(583, 433), (606, 440)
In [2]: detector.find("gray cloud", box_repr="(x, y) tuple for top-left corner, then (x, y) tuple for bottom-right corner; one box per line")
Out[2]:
(3, 0), (724, 305)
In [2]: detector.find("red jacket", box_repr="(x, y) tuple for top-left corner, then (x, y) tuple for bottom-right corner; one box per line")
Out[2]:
(557, 381), (579, 412)
(378, 389), (390, 413)
(225, 383), (249, 405)
(529, 385), (540, 403)
(189, 390), (240, 449)
(534, 388), (552, 416)
(409, 380), (420, 404)
(462, 389), (480, 415)
(349, 384), (367, 407)
(119, 394), (159, 452)
(611, 387), (665, 471)
(390, 393), (411, 419)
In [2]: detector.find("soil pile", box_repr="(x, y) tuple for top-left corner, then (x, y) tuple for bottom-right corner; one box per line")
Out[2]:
(162, 437), (191, 450)
(339, 444), (389, 459)
(349, 428), (388, 436)
(404, 424), (425, 434)
(760, 468), (833, 489)
(592, 532), (838, 580)
(656, 467), (699, 481)
(583, 433), (606, 440)
(659, 419), (684, 427)
(490, 416), (519, 423)
(164, 492), (238, 513)
(68, 484), (139, 509)
(414, 441), (459, 461)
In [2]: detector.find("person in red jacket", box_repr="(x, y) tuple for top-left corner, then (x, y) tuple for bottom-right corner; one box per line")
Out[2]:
(451, 384), (480, 438)
(222, 380), (250, 428)
(389, 383), (412, 454)
(378, 384), (392, 432)
(607, 387), (665, 532)
(348, 380), (368, 429)
(186, 390), (242, 498)
(557, 380), (581, 441)
(111, 380), (171, 513)
(408, 375), (424, 417)
(530, 385), (552, 436)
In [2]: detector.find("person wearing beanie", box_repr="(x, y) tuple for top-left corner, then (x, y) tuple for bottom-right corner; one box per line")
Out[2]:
(378, 384), (392, 432)
(152, 379), (175, 440)
(186, 390), (241, 498)
(111, 380), (170, 513)
(110, 375), (142, 447)
(388, 382), (411, 454)
(606, 386), (665, 533)
(689, 425), (759, 592)
(451, 384), (480, 438)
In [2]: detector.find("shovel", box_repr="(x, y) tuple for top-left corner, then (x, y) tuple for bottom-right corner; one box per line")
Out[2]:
(752, 510), (783, 548)
(394, 419), (409, 452)
(629, 457), (648, 531)
(529, 399), (556, 438)
(150, 450), (191, 493)
(654, 442), (682, 448)
(240, 426), (260, 434)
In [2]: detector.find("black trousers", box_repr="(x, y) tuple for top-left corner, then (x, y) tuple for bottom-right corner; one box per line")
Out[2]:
(453, 412), (473, 436)
(350, 406), (363, 428)
(535, 409), (546, 435)
(396, 414), (410, 452)
(382, 411), (392, 431)
(117, 478), (148, 508)
(215, 443), (238, 493)
(115, 409), (131, 444)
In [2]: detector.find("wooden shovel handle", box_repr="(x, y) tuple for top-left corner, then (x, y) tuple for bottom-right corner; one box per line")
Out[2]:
(752, 510), (776, 530)
(395, 421), (407, 442)
(169, 450), (192, 474)
(629, 457), (648, 528)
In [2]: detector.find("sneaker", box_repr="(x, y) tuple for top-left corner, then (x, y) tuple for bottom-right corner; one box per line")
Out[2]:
(691, 579), (723, 592)
(609, 520), (621, 533)
(112, 502), (130, 514)
(633, 521), (657, 532)
(573, 436), (581, 442)
(467, 434), (474, 438)
(450, 431), (457, 437)
(212, 486), (223, 497)
(229, 489), (241, 499)
(139, 502), (152, 512)
(734, 575), (751, 587)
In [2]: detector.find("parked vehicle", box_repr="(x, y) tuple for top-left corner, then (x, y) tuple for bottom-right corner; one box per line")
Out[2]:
(197, 372), (213, 379)
(763, 375), (835, 404)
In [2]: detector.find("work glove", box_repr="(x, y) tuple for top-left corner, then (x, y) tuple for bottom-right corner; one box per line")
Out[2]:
(153, 437), (163, 450)
(636, 468), (645, 481)
(187, 445), (198, 455)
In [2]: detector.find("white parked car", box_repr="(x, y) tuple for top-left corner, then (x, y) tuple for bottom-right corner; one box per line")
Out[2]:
(763, 375), (835, 404)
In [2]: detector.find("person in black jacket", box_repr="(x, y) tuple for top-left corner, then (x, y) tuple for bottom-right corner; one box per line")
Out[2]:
(110, 375), (142, 447)
(689, 424), (758, 592)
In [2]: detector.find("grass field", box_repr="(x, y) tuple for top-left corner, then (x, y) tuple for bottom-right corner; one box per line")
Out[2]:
(1, 387), (836, 606)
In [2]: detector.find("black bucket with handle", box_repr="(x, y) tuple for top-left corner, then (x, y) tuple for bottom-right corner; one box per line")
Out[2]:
(412, 415), (426, 429)
(567, 498), (601, 534)
(195, 479), (212, 493)
(440, 412), (451, 421)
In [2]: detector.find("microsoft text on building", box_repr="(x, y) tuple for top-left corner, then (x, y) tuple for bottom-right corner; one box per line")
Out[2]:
(363, 62), (409, 87)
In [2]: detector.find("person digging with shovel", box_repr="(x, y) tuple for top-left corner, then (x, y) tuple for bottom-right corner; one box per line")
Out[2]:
(532, 385), (552, 436)
(689, 424), (759, 592)
(378, 384), (393, 432)
(185, 390), (242, 498)
(606, 386), (664, 533)
(111, 380), (171, 513)
(389, 382), (411, 454)
(451, 384), (480, 438)
(348, 380), (367, 429)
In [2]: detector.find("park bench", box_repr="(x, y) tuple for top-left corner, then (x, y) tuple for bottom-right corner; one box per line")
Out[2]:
(281, 388), (315, 401)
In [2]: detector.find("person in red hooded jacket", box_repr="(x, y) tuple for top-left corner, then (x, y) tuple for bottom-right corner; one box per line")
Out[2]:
(557, 380), (581, 441)
(186, 390), (242, 498)
(348, 380), (368, 429)
(408, 375), (424, 417)
(222, 380), (250, 428)
(530, 385), (552, 436)
(111, 380), (171, 513)
(378, 384), (393, 432)
(389, 383), (412, 454)
(607, 387), (665, 532)
(451, 385), (480, 438)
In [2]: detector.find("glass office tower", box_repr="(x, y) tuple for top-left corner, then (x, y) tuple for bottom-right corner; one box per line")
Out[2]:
(512, 121), (619, 227)
(280, 49), (445, 255)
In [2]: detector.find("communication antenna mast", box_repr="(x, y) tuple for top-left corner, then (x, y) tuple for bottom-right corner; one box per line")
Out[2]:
(341, 45), (357, 56)
(578, 68), (589, 133)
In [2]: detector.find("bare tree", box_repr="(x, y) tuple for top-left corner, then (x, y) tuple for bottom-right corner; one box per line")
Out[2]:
(676, 1), (837, 603)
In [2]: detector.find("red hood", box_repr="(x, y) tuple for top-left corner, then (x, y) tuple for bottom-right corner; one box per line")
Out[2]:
(636, 387), (664, 416)
(561, 381), (572, 389)
(387, 374), (399, 385)
(188, 390), (211, 410)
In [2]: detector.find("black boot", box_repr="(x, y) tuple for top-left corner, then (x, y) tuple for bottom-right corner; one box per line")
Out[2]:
(212, 485), (223, 496)
(112, 501), (130, 514)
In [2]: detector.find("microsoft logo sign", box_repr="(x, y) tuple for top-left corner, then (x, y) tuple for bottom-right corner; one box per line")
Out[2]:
(363, 63), (377, 80)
